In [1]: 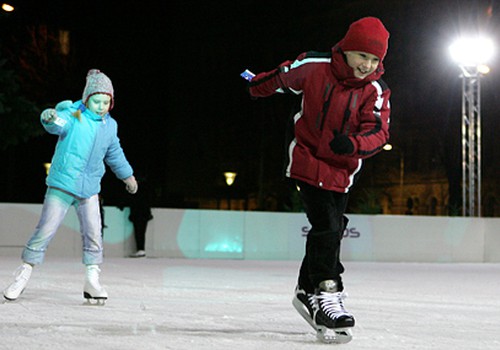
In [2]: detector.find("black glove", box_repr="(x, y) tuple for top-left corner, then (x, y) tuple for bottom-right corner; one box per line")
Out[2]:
(329, 130), (354, 155)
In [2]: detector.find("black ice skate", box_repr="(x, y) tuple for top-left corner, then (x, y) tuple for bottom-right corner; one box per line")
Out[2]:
(313, 280), (354, 343)
(293, 283), (354, 343)
(83, 265), (107, 305)
(292, 286), (317, 330)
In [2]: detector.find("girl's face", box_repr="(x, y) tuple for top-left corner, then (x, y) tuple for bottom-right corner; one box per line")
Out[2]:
(344, 51), (380, 79)
(87, 94), (112, 116)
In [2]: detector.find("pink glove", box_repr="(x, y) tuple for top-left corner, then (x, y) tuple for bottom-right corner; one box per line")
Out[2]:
(123, 176), (138, 194)
(41, 109), (56, 123)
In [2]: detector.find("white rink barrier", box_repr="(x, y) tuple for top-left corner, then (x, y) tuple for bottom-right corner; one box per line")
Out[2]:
(0, 203), (499, 263)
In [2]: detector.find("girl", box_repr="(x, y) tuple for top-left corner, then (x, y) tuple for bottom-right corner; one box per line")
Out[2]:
(3, 69), (138, 304)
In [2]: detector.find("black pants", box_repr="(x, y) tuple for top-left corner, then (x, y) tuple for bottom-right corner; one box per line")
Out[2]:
(296, 180), (349, 293)
(133, 220), (148, 251)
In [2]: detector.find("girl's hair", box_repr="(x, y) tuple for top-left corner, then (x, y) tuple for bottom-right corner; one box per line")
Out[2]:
(72, 110), (82, 121)
(72, 104), (86, 121)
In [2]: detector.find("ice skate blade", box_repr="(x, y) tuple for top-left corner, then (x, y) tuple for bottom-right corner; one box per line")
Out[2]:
(316, 326), (353, 344)
(292, 296), (317, 330)
(83, 298), (106, 306)
(3, 295), (17, 302)
(3, 287), (26, 302)
(83, 292), (107, 305)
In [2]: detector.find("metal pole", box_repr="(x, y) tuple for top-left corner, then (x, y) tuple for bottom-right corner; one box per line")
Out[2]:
(468, 76), (475, 216)
(461, 75), (467, 216)
(477, 77), (482, 217)
(399, 151), (404, 213)
(460, 66), (482, 217)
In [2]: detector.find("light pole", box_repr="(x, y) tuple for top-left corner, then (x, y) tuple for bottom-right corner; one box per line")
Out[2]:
(449, 37), (494, 217)
(383, 144), (405, 214)
(223, 172), (237, 209)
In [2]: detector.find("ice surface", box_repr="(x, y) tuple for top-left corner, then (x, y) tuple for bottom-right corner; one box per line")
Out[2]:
(1, 257), (499, 350)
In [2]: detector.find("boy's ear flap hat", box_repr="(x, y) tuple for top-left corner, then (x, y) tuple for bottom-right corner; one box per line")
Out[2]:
(339, 17), (389, 60)
(82, 69), (114, 109)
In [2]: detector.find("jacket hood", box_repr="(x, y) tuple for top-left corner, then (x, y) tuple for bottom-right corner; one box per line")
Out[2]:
(330, 45), (385, 87)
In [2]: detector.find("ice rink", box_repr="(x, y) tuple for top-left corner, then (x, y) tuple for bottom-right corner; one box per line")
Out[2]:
(1, 256), (499, 350)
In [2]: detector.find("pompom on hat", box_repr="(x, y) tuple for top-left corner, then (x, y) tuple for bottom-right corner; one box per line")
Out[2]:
(339, 17), (390, 60)
(82, 69), (114, 109)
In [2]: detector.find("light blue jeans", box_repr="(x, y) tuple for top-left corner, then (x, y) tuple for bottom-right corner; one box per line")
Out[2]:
(22, 187), (103, 265)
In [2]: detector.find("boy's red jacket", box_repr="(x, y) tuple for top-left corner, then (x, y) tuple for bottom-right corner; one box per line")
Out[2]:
(248, 46), (391, 193)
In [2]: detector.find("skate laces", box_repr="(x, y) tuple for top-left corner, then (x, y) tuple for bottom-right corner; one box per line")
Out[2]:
(9, 265), (31, 289)
(307, 293), (316, 307)
(85, 265), (104, 290)
(317, 291), (350, 318)
(13, 265), (31, 281)
(297, 288), (316, 307)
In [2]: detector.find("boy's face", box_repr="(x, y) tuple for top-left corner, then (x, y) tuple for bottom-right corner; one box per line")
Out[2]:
(344, 51), (380, 79)
(87, 94), (112, 116)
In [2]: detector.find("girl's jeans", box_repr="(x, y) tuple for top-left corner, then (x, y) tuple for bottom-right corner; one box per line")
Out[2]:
(22, 187), (103, 266)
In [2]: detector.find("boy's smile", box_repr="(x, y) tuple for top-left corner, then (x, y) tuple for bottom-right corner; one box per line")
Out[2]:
(344, 51), (381, 79)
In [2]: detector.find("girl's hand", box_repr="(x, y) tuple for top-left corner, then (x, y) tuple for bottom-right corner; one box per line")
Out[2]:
(41, 109), (56, 123)
(123, 176), (138, 194)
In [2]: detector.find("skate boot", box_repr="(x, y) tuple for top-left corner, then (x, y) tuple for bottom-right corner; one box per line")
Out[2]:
(83, 265), (108, 305)
(3, 263), (33, 301)
(129, 250), (146, 258)
(292, 286), (317, 330)
(314, 280), (355, 344)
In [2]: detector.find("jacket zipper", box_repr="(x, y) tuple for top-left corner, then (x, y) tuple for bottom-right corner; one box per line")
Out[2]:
(318, 84), (335, 131)
(340, 92), (353, 133)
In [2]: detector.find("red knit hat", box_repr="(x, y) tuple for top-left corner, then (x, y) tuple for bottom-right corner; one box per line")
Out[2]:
(82, 69), (114, 109)
(339, 17), (389, 60)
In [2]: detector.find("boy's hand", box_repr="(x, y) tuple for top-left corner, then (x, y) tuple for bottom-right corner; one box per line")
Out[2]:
(329, 130), (354, 155)
(41, 109), (57, 123)
(123, 176), (138, 194)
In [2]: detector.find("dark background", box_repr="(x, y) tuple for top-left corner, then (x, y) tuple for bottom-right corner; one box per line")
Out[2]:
(1, 0), (499, 212)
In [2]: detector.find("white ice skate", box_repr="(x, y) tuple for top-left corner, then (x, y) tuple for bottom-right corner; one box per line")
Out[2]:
(3, 263), (33, 301)
(83, 265), (107, 305)
(292, 282), (354, 344)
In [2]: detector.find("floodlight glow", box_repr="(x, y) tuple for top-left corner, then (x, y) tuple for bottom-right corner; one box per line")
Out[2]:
(477, 64), (490, 75)
(1, 3), (14, 12)
(449, 37), (495, 66)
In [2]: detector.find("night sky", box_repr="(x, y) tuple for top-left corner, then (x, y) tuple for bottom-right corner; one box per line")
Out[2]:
(1, 0), (499, 208)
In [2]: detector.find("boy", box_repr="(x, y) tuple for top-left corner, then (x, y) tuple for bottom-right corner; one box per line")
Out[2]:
(246, 17), (391, 343)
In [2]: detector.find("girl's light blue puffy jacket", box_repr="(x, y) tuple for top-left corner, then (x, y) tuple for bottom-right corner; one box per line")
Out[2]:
(42, 100), (133, 199)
